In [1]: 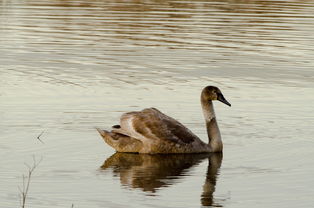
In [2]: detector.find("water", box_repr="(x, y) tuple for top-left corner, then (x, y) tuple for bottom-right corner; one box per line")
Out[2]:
(1, 0), (314, 207)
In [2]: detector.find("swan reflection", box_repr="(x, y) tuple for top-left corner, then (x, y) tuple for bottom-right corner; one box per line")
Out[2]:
(101, 153), (222, 206)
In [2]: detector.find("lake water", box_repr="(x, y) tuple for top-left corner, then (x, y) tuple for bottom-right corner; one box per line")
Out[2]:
(1, 0), (314, 207)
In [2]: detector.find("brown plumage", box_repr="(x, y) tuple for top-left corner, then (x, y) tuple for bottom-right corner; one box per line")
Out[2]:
(96, 86), (231, 154)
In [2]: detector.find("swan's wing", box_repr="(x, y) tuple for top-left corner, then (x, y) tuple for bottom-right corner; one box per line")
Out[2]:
(116, 108), (199, 144)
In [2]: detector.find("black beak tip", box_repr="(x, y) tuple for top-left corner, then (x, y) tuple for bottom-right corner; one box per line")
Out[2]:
(217, 93), (231, 107)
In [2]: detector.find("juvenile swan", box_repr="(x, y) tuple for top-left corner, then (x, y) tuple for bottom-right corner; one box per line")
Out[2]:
(97, 86), (231, 153)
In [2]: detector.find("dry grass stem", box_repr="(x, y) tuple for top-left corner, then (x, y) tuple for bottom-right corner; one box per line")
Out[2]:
(37, 131), (45, 144)
(18, 156), (43, 208)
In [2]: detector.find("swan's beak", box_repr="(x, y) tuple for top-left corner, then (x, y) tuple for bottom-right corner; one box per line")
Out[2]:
(217, 93), (231, 107)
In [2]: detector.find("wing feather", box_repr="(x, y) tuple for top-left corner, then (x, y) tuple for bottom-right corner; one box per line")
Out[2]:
(119, 108), (198, 144)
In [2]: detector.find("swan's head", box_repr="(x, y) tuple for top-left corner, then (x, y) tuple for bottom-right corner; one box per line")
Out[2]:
(202, 86), (231, 107)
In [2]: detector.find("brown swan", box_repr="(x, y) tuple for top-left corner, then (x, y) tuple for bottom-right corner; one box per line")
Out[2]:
(97, 86), (231, 153)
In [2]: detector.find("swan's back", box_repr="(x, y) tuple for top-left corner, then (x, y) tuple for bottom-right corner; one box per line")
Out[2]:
(118, 108), (199, 145)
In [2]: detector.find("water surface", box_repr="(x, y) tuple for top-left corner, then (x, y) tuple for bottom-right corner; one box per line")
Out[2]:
(0, 0), (314, 207)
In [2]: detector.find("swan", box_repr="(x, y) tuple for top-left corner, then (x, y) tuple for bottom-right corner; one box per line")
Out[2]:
(97, 86), (231, 153)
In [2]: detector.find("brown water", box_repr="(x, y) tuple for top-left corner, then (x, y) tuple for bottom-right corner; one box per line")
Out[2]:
(1, 0), (314, 207)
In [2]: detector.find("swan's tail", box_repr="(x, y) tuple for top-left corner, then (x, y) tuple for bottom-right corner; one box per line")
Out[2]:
(96, 128), (108, 138)
(95, 128), (142, 153)
(96, 128), (115, 146)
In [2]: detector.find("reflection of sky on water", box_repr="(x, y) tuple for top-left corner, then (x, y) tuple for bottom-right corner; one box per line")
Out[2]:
(1, 0), (314, 82)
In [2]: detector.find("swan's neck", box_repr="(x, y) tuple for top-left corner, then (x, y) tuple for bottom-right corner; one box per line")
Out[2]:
(201, 99), (223, 152)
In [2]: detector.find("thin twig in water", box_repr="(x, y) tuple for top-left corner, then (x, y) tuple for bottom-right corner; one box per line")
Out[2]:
(18, 156), (43, 208)
(37, 131), (45, 144)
